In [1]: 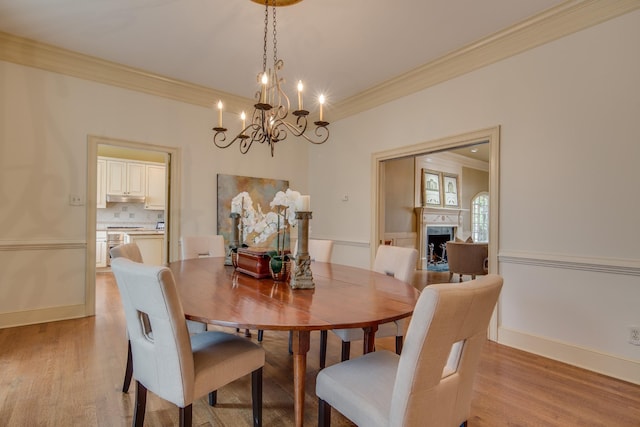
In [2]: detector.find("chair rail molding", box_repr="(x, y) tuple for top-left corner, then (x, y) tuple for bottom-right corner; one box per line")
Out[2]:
(0, 240), (86, 251)
(499, 250), (640, 277)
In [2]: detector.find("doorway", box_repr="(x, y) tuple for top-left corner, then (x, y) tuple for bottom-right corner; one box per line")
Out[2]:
(84, 135), (182, 316)
(372, 126), (500, 339)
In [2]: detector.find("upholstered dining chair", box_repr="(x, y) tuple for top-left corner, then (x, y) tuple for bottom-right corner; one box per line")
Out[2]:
(110, 243), (207, 394)
(180, 235), (226, 260)
(319, 245), (418, 368)
(316, 274), (503, 427)
(292, 238), (334, 262)
(111, 257), (265, 427)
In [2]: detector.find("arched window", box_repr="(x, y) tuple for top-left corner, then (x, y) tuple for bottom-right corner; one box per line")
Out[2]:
(471, 192), (489, 243)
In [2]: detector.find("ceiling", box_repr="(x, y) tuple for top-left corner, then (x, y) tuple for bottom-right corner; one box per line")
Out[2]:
(0, 0), (566, 106)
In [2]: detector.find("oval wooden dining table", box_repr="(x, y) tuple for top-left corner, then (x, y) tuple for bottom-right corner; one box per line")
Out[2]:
(168, 257), (420, 427)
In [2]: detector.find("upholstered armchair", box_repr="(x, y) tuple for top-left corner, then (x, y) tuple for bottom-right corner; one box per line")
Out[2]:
(446, 241), (488, 282)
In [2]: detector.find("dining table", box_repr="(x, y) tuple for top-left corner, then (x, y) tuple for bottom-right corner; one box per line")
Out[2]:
(168, 256), (420, 427)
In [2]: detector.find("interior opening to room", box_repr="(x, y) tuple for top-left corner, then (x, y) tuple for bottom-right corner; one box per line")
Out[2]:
(379, 141), (490, 272)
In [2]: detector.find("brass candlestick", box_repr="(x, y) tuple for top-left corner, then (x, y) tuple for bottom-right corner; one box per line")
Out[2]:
(290, 211), (314, 289)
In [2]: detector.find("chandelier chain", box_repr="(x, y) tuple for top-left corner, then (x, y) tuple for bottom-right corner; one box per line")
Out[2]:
(263, 0), (269, 73)
(272, 1), (278, 64)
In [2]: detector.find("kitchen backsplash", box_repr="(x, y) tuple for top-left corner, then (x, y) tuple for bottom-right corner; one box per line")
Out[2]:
(97, 202), (164, 229)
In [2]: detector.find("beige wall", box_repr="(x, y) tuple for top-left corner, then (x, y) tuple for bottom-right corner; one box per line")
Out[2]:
(0, 59), (309, 324)
(383, 157), (415, 233)
(308, 11), (640, 383)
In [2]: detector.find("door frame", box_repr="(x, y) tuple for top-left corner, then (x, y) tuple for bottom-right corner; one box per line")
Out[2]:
(371, 126), (500, 339)
(85, 135), (181, 316)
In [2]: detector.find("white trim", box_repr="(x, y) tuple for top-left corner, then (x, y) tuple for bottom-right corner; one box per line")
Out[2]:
(371, 126), (501, 340)
(0, 304), (87, 329)
(86, 135), (182, 319)
(332, 0), (640, 120)
(499, 327), (640, 386)
(0, 240), (85, 251)
(322, 238), (370, 249)
(1, 2), (638, 120)
(499, 250), (640, 277)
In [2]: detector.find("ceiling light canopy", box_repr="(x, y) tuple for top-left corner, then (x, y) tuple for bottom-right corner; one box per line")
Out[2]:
(250, 0), (303, 6)
(213, 0), (329, 157)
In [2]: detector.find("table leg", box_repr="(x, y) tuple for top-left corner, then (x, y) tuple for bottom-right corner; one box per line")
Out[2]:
(291, 330), (311, 427)
(362, 324), (378, 354)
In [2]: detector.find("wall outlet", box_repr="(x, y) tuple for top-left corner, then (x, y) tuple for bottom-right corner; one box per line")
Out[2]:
(629, 326), (640, 346)
(69, 194), (84, 206)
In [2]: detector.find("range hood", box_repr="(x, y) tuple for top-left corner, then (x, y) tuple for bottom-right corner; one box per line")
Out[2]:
(106, 194), (146, 204)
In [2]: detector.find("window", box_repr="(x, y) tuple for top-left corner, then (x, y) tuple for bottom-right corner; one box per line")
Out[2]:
(471, 192), (489, 243)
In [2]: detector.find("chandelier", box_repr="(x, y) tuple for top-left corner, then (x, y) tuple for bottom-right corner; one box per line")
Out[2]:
(212, 0), (329, 157)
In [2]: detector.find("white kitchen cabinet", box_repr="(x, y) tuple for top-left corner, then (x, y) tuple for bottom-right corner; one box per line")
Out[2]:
(145, 164), (166, 210)
(97, 159), (106, 208)
(96, 231), (107, 267)
(124, 232), (165, 265)
(106, 159), (146, 196)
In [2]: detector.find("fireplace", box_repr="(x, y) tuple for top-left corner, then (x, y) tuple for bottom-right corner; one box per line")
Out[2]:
(415, 207), (462, 269)
(426, 227), (454, 263)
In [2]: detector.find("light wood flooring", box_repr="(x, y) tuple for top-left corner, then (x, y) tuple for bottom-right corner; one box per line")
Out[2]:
(0, 271), (638, 426)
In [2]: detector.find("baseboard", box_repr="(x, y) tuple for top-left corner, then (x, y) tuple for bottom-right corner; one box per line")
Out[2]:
(498, 327), (640, 386)
(0, 304), (88, 329)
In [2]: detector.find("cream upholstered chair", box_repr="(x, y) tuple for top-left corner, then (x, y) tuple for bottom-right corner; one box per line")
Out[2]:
(110, 243), (206, 394)
(446, 241), (489, 282)
(292, 238), (334, 262)
(180, 235), (226, 260)
(316, 274), (503, 427)
(111, 257), (265, 427)
(308, 238), (334, 262)
(319, 245), (418, 368)
(110, 242), (144, 264)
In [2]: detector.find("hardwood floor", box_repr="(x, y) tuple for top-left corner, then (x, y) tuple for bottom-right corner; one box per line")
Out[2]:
(0, 272), (638, 426)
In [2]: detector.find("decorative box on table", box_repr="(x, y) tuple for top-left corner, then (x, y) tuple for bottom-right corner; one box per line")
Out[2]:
(236, 247), (291, 279)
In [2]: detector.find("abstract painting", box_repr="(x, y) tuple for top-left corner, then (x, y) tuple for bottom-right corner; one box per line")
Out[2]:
(216, 174), (289, 248)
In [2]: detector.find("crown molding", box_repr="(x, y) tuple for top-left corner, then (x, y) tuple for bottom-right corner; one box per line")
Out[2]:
(1, 0), (638, 120)
(0, 31), (254, 113)
(331, 0), (640, 120)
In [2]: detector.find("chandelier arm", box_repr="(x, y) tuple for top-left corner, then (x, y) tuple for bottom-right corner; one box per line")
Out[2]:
(212, 129), (233, 149)
(278, 120), (329, 145)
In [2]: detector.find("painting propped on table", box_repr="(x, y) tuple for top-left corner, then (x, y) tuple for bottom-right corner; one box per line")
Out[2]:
(216, 174), (289, 249)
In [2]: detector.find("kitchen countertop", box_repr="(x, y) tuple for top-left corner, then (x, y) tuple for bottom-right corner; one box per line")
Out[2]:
(123, 230), (165, 235)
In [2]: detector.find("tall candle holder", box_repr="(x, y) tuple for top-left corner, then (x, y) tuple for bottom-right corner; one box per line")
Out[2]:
(228, 212), (241, 267)
(290, 211), (314, 289)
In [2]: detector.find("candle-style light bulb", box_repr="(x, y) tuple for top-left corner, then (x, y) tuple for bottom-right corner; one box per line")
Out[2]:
(240, 111), (246, 133)
(217, 100), (223, 127)
(297, 80), (304, 110)
(261, 72), (268, 103)
(318, 94), (325, 122)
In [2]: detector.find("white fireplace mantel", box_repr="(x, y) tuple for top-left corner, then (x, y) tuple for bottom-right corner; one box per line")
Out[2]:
(416, 206), (463, 228)
(415, 207), (464, 267)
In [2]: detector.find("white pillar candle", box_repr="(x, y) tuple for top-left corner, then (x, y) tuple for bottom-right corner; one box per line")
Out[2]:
(318, 95), (325, 121)
(297, 80), (303, 110)
(296, 195), (311, 211)
(261, 72), (268, 103)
